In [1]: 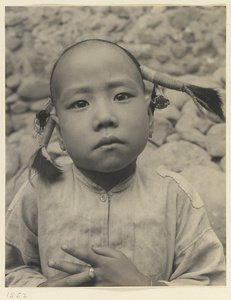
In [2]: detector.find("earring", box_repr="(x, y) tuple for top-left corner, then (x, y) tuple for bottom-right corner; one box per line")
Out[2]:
(61, 149), (68, 156)
(149, 130), (153, 138)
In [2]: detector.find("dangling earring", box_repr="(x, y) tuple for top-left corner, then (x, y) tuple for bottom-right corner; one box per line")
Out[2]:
(149, 130), (153, 138)
(61, 149), (67, 156)
(61, 145), (67, 156)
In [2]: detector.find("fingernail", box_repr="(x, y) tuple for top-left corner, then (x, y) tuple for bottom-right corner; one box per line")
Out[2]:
(48, 260), (55, 267)
(92, 246), (100, 250)
(89, 271), (95, 279)
(61, 244), (68, 250)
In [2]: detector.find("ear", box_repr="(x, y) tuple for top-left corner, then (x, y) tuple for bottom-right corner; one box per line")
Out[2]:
(52, 115), (66, 151)
(145, 96), (154, 129)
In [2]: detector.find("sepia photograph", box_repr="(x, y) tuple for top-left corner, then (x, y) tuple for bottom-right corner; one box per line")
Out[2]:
(2, 0), (230, 299)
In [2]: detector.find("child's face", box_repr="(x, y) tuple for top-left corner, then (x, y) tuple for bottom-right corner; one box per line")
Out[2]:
(53, 43), (152, 173)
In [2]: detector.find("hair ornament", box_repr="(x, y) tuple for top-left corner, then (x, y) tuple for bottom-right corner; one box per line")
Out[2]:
(29, 98), (63, 185)
(141, 65), (225, 121)
(150, 84), (170, 113)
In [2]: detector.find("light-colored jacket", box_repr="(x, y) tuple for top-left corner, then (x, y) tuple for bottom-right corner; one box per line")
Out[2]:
(5, 164), (225, 286)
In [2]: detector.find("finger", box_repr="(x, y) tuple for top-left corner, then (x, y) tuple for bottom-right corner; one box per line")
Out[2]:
(51, 271), (94, 287)
(65, 271), (94, 287)
(48, 259), (88, 274)
(61, 244), (100, 266)
(92, 245), (121, 258)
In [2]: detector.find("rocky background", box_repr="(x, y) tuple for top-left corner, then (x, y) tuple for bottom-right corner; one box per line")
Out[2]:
(5, 6), (226, 251)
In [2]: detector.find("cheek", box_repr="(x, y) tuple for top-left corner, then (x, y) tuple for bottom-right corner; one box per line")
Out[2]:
(129, 105), (150, 132)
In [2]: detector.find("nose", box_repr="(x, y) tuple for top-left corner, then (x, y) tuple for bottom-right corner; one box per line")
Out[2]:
(92, 101), (118, 131)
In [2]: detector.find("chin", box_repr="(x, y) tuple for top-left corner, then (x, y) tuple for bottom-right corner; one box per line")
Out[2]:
(95, 160), (136, 174)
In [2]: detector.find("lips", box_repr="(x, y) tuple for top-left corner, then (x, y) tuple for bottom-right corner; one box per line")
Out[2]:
(94, 136), (124, 149)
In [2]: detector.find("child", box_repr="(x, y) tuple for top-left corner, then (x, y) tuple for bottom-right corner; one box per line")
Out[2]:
(5, 39), (225, 287)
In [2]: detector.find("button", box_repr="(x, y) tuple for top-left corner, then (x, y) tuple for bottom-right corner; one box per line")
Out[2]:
(100, 194), (107, 202)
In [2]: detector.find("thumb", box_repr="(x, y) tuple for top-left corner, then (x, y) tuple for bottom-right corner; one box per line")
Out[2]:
(92, 245), (120, 258)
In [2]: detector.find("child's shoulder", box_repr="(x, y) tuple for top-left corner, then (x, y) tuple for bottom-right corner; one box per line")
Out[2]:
(137, 164), (204, 209)
(157, 167), (204, 209)
(7, 163), (74, 212)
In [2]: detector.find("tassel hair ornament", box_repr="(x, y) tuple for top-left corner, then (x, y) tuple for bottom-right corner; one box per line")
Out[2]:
(140, 66), (225, 121)
(29, 99), (63, 184)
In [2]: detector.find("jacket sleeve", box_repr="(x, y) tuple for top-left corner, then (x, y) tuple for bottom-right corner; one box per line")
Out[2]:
(5, 177), (47, 287)
(158, 170), (226, 286)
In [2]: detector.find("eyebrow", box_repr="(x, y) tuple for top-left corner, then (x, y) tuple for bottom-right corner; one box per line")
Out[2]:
(61, 86), (92, 101)
(60, 78), (138, 101)
(106, 79), (137, 89)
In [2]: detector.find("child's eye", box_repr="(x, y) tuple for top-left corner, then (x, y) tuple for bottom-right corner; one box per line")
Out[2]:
(70, 100), (89, 109)
(114, 93), (132, 102)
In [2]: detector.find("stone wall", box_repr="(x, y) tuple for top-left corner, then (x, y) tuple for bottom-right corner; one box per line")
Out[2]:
(5, 6), (226, 249)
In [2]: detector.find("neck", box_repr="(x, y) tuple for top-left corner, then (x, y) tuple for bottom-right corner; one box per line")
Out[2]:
(78, 161), (136, 192)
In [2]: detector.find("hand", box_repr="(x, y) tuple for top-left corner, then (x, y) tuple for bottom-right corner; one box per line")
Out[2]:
(51, 244), (150, 286)
(39, 260), (94, 287)
(91, 245), (150, 286)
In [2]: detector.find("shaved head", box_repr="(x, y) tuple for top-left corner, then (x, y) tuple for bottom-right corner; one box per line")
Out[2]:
(50, 39), (144, 104)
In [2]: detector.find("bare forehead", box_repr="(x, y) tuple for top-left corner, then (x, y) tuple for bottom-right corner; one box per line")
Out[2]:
(53, 41), (141, 77)
(51, 41), (144, 101)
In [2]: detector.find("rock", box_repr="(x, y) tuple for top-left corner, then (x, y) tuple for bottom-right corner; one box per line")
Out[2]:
(6, 129), (23, 145)
(184, 58), (200, 74)
(161, 62), (186, 76)
(170, 11), (190, 30)
(6, 144), (20, 181)
(220, 156), (226, 172)
(103, 13), (127, 33)
(150, 6), (167, 15)
(109, 7), (130, 19)
(181, 100), (199, 115)
(183, 31), (195, 44)
(194, 117), (213, 134)
(11, 112), (35, 133)
(17, 76), (50, 100)
(5, 11), (27, 26)
(6, 93), (20, 105)
(10, 100), (30, 114)
(5, 50), (14, 76)
(6, 36), (22, 51)
(170, 42), (188, 59)
(27, 52), (48, 75)
(120, 43), (152, 60)
(205, 123), (226, 157)
(176, 109), (212, 133)
(155, 104), (181, 122)
(177, 127), (206, 149)
(29, 99), (47, 112)
(6, 73), (21, 90)
(213, 67), (226, 89)
(138, 140), (219, 173)
(176, 112), (196, 131)
(181, 165), (225, 248)
(6, 113), (14, 136)
(163, 89), (189, 110)
(187, 6), (201, 21)
(123, 27), (165, 46)
(156, 52), (170, 64)
(60, 11), (72, 23)
(5, 87), (13, 97)
(18, 134), (38, 166)
(165, 133), (181, 143)
(136, 13), (163, 29)
(150, 116), (175, 146)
